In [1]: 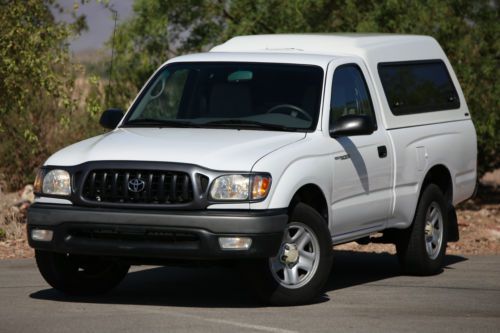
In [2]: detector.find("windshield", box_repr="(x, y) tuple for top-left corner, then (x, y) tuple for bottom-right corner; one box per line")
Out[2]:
(123, 62), (324, 131)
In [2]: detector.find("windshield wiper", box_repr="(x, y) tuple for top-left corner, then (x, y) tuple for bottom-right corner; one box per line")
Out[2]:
(124, 118), (301, 131)
(123, 118), (201, 128)
(202, 119), (299, 132)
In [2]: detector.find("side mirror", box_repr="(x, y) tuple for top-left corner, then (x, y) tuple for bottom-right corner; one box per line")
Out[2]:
(99, 109), (124, 129)
(330, 115), (374, 137)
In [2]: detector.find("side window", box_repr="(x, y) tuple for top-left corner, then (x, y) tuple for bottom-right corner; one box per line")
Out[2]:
(378, 60), (460, 115)
(330, 65), (376, 127)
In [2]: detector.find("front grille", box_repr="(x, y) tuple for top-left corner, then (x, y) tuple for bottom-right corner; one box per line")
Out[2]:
(69, 226), (199, 244)
(81, 169), (193, 205)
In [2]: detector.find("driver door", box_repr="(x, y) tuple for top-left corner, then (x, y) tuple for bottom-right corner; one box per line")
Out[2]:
(327, 60), (393, 242)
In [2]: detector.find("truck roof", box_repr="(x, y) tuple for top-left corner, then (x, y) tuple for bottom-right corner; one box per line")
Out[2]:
(211, 34), (446, 63)
(167, 51), (335, 68)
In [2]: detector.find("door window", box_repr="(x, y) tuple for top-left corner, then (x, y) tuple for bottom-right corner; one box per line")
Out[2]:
(330, 65), (376, 128)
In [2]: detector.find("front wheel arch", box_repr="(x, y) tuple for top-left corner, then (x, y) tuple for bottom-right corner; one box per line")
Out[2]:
(288, 184), (329, 225)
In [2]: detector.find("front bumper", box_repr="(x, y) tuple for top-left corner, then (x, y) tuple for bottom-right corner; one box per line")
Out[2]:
(27, 204), (287, 260)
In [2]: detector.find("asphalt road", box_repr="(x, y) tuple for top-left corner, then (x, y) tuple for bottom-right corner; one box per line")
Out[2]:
(0, 252), (499, 333)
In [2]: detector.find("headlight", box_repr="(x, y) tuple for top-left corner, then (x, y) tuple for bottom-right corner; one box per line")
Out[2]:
(40, 169), (71, 196)
(209, 174), (271, 201)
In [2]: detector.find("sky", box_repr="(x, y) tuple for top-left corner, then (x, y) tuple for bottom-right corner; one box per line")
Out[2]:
(52, 0), (134, 53)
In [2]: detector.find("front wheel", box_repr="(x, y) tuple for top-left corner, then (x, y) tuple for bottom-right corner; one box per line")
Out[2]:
(244, 203), (333, 305)
(35, 250), (130, 296)
(396, 184), (448, 275)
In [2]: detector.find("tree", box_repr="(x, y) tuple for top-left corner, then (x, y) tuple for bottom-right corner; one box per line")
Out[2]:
(105, 0), (500, 175)
(0, 0), (95, 188)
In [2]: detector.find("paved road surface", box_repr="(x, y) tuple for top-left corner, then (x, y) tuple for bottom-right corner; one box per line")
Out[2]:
(0, 252), (499, 333)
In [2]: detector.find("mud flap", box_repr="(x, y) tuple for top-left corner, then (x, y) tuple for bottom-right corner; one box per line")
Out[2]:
(447, 204), (459, 242)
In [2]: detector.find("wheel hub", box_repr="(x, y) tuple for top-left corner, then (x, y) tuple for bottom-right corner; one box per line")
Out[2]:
(424, 202), (444, 260)
(280, 243), (299, 266)
(425, 222), (433, 236)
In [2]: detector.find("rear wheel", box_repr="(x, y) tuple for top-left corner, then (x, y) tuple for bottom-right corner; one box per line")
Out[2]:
(396, 184), (448, 275)
(245, 203), (333, 305)
(35, 250), (130, 296)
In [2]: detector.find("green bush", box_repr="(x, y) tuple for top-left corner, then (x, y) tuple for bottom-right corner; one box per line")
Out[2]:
(0, 0), (105, 190)
(0, 228), (6, 241)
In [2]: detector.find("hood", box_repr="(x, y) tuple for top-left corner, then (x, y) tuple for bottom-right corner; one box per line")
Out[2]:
(45, 128), (306, 171)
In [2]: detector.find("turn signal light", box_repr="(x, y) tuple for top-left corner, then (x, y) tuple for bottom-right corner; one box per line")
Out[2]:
(251, 175), (271, 200)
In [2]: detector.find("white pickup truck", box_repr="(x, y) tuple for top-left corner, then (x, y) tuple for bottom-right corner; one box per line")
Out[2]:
(28, 34), (477, 305)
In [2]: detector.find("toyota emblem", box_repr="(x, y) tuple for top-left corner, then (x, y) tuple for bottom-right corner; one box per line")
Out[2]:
(128, 178), (145, 192)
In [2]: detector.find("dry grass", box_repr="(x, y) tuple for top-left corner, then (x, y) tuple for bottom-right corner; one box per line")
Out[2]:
(0, 191), (33, 259)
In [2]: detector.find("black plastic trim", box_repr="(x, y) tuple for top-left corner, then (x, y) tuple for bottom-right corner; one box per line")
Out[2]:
(100, 109), (124, 129)
(28, 223), (282, 260)
(27, 204), (287, 260)
(330, 114), (375, 138)
(27, 203), (288, 234)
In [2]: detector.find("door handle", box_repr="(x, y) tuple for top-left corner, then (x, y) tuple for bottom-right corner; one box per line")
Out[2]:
(378, 145), (387, 158)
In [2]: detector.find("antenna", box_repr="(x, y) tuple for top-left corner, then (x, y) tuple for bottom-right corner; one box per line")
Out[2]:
(106, 7), (118, 106)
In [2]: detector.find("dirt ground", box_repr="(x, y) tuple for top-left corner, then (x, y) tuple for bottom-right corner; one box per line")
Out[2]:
(1, 170), (499, 259)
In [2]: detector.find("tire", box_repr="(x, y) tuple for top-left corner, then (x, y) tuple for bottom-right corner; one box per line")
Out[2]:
(396, 184), (448, 275)
(244, 203), (333, 306)
(35, 250), (130, 296)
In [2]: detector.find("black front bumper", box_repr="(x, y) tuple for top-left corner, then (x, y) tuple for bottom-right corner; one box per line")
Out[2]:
(28, 204), (287, 260)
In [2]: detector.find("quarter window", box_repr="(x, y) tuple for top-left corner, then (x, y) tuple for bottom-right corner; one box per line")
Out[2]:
(330, 65), (376, 127)
(378, 60), (460, 115)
